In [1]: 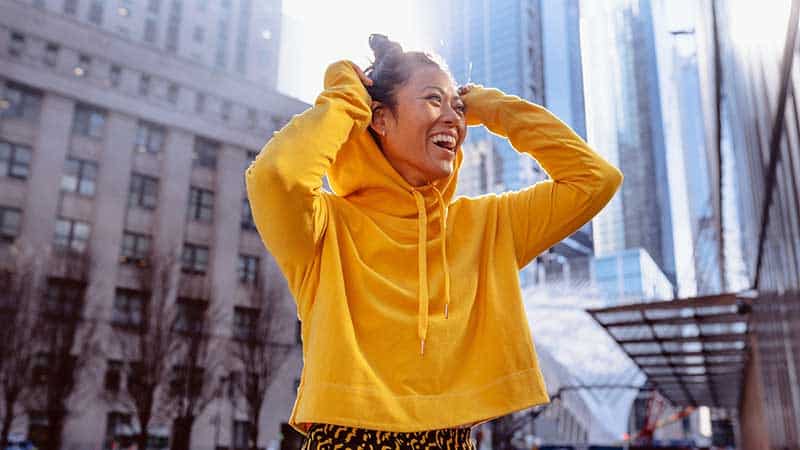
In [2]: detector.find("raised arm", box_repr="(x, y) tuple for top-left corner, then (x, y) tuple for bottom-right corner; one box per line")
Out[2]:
(460, 85), (623, 267)
(245, 61), (371, 294)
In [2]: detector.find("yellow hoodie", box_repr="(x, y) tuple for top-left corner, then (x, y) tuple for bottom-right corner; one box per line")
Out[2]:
(245, 61), (622, 433)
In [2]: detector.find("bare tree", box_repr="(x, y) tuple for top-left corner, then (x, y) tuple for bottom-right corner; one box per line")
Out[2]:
(104, 250), (183, 450)
(229, 283), (294, 450)
(0, 249), (45, 447)
(165, 277), (224, 450)
(24, 249), (101, 450)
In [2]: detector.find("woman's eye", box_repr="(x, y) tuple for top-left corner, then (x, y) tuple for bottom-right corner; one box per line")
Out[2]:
(455, 104), (466, 114)
(427, 94), (442, 103)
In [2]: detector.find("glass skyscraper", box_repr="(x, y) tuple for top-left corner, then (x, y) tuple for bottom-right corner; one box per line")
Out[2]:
(580, 0), (677, 286)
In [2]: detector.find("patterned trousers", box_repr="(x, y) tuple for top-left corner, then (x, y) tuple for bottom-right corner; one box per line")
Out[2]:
(300, 423), (476, 450)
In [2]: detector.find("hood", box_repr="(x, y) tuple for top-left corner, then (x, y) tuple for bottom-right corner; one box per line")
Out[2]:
(327, 123), (465, 356)
(327, 124), (464, 216)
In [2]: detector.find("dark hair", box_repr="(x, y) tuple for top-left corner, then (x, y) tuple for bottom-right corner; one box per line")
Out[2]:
(365, 34), (449, 115)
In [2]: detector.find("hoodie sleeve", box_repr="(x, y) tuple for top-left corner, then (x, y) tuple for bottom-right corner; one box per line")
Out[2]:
(461, 86), (623, 268)
(245, 61), (371, 296)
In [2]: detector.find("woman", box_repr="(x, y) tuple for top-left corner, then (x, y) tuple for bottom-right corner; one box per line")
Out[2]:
(246, 35), (622, 449)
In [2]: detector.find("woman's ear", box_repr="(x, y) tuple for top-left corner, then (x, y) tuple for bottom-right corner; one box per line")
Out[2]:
(371, 101), (386, 136)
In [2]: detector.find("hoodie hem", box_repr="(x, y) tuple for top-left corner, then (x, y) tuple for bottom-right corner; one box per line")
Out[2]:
(288, 367), (550, 435)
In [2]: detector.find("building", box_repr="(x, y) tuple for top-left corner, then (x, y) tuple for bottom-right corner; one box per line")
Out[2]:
(580, 0), (677, 286)
(691, 0), (800, 447)
(24, 0), (282, 88)
(589, 1), (800, 446)
(0, 0), (307, 448)
(591, 248), (674, 306)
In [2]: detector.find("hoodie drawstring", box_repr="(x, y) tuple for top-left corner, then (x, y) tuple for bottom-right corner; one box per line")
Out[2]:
(411, 187), (451, 356)
(431, 186), (452, 320)
(412, 190), (429, 355)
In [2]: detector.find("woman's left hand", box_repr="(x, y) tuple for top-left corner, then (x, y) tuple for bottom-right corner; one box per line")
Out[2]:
(457, 83), (478, 96)
(458, 83), (483, 126)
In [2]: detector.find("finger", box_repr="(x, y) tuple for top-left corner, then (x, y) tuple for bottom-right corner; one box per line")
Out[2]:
(350, 62), (373, 86)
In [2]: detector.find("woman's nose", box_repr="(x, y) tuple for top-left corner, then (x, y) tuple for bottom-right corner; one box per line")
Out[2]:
(440, 102), (461, 123)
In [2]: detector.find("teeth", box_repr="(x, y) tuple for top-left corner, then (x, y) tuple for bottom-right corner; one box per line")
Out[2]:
(431, 134), (456, 147)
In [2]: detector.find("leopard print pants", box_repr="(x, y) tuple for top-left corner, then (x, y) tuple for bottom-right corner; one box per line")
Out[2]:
(300, 423), (476, 450)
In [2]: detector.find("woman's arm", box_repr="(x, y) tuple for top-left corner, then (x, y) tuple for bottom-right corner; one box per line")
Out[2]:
(245, 61), (371, 292)
(460, 85), (623, 268)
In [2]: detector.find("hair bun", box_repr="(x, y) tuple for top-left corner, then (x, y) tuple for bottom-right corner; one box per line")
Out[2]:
(369, 34), (403, 62)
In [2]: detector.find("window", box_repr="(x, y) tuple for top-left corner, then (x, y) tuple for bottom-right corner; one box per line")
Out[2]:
(63, 0), (77, 14)
(32, 353), (51, 385)
(112, 289), (145, 327)
(135, 121), (165, 153)
(105, 65), (121, 89)
(88, 0), (104, 24)
(166, 21), (179, 52)
(120, 231), (150, 264)
(233, 307), (257, 341)
(165, 1), (181, 53)
(104, 360), (123, 392)
(128, 173), (158, 209)
(192, 137), (218, 169)
(147, 0), (160, 13)
(193, 26), (205, 43)
(27, 410), (49, 445)
(175, 298), (207, 334)
(215, 22), (228, 68)
(127, 361), (145, 389)
(0, 206), (22, 241)
(181, 243), (208, 274)
(45, 278), (84, 318)
(187, 187), (213, 222)
(72, 104), (106, 138)
(169, 364), (205, 397)
(233, 420), (253, 449)
(221, 100), (231, 122)
(144, 17), (157, 43)
(105, 411), (133, 442)
(44, 43), (59, 67)
(194, 92), (205, 114)
(1, 82), (42, 120)
(241, 198), (256, 231)
(8, 32), (25, 58)
(75, 53), (90, 77)
(167, 83), (179, 104)
(61, 158), (98, 196)
(54, 218), (90, 253)
(138, 74), (151, 96)
(0, 141), (33, 178)
(236, 43), (246, 75)
(237, 254), (259, 285)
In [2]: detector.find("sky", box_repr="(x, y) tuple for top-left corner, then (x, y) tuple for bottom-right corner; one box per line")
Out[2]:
(277, 1), (428, 103)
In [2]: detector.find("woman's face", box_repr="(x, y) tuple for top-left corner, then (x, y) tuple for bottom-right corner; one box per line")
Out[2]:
(371, 66), (467, 187)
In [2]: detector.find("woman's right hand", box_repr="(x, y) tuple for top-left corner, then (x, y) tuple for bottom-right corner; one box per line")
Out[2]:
(349, 62), (373, 88)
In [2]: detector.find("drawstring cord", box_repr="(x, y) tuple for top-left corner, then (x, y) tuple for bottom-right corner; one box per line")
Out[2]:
(431, 186), (451, 320)
(412, 190), (429, 355)
(412, 185), (451, 356)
